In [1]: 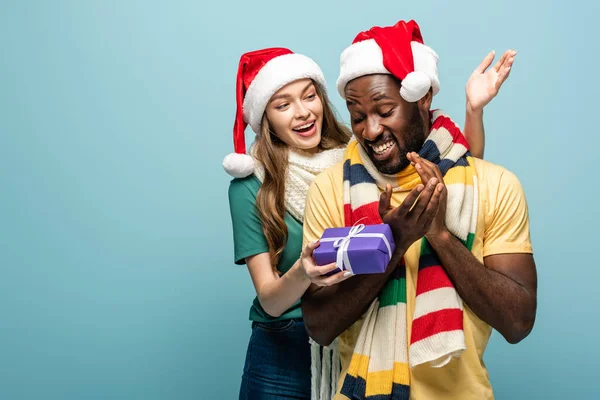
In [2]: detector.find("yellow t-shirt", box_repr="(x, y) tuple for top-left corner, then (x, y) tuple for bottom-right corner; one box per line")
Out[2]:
(303, 157), (533, 400)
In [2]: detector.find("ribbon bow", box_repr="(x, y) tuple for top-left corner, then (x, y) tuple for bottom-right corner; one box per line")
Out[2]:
(320, 224), (393, 275)
(333, 224), (365, 274)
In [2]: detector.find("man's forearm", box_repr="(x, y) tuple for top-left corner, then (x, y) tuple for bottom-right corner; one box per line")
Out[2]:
(301, 247), (406, 346)
(427, 231), (536, 344)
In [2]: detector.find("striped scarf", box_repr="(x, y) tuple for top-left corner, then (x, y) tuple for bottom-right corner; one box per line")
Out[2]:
(339, 110), (478, 399)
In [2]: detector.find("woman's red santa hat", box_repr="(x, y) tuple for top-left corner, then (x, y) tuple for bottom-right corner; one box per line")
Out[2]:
(223, 47), (327, 178)
(336, 20), (440, 103)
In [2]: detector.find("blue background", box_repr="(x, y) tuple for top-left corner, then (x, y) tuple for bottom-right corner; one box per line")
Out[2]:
(1, 1), (598, 399)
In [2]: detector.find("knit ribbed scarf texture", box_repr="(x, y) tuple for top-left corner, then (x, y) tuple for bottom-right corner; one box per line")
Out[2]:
(338, 110), (478, 399)
(253, 147), (346, 223)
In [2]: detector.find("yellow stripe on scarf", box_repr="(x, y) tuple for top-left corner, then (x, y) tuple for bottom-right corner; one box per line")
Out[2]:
(346, 141), (363, 166)
(366, 363), (411, 396)
(444, 157), (475, 186)
(346, 355), (410, 397)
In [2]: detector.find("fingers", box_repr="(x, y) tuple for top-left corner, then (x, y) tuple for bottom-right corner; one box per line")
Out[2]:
(407, 151), (418, 165)
(378, 183), (393, 220)
(496, 50), (516, 88)
(409, 152), (444, 184)
(418, 182), (444, 227)
(397, 183), (425, 215)
(415, 160), (435, 183)
(305, 259), (346, 286)
(493, 49), (510, 72)
(423, 159), (444, 183)
(302, 239), (320, 258)
(408, 152), (434, 183)
(408, 176), (439, 220)
(407, 152), (446, 222)
(474, 50), (495, 74)
(502, 49), (517, 66)
(438, 180), (448, 213)
(312, 261), (339, 277)
(311, 269), (352, 287)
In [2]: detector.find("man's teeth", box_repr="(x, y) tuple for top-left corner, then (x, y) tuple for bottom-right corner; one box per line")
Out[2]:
(371, 141), (395, 154)
(293, 122), (314, 131)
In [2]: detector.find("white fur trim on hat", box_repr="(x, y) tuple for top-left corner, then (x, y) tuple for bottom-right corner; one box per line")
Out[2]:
(400, 71), (431, 102)
(222, 152), (255, 178)
(242, 53), (326, 134)
(336, 39), (389, 99)
(336, 39), (440, 102)
(411, 41), (440, 97)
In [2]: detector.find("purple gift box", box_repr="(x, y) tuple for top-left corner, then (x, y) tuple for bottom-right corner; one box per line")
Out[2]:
(313, 224), (395, 275)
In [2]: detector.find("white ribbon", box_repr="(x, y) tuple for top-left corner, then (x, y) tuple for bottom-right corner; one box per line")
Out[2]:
(319, 224), (393, 275)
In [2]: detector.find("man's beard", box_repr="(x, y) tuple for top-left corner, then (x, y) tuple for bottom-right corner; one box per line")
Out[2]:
(368, 107), (427, 175)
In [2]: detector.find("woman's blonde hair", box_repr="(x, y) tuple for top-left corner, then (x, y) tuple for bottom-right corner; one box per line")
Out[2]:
(253, 81), (351, 269)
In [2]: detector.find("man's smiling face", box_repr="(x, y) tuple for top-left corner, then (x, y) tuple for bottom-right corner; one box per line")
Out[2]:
(345, 74), (429, 174)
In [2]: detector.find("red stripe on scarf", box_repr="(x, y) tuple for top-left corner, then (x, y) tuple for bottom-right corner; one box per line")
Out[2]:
(415, 265), (454, 295)
(346, 203), (382, 226)
(410, 308), (464, 344)
(343, 203), (352, 227)
(434, 115), (469, 149)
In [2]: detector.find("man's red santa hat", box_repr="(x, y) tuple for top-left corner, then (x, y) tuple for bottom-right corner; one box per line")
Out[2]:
(336, 20), (440, 103)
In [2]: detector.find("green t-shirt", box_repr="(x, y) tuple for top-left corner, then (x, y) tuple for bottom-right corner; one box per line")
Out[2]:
(228, 175), (303, 323)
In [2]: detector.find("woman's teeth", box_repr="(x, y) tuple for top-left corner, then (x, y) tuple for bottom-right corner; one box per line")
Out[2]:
(293, 122), (314, 132)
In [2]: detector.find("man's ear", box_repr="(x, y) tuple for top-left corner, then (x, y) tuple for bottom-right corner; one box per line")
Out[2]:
(417, 88), (433, 113)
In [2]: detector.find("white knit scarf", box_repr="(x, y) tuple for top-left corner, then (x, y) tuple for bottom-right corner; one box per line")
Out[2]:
(253, 146), (346, 222)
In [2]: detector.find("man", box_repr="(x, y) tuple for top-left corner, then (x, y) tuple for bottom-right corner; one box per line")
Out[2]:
(301, 20), (537, 400)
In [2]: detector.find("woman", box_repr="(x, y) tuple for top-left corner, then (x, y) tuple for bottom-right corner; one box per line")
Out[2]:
(223, 47), (515, 399)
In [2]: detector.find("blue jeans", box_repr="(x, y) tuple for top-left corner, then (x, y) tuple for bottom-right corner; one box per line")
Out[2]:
(239, 319), (311, 399)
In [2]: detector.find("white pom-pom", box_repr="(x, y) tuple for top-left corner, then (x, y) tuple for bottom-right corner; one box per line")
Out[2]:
(222, 153), (255, 178)
(400, 71), (431, 102)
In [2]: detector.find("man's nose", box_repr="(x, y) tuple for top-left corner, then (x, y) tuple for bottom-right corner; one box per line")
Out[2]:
(363, 116), (383, 141)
